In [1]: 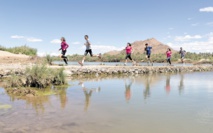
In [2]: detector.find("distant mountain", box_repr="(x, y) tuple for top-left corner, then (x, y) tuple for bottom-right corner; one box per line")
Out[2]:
(104, 38), (177, 55)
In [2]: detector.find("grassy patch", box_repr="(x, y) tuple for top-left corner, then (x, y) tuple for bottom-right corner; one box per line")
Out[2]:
(0, 45), (37, 56)
(5, 65), (67, 89)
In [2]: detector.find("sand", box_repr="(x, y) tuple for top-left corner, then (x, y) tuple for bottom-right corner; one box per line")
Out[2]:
(0, 50), (32, 64)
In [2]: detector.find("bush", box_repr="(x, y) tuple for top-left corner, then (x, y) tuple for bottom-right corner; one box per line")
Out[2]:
(5, 65), (67, 89)
(45, 54), (53, 65)
(0, 45), (37, 56)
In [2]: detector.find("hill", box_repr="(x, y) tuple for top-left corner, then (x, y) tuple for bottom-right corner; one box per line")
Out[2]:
(105, 38), (177, 55)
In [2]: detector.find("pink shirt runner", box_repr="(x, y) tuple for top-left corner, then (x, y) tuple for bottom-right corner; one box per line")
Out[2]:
(126, 46), (132, 54)
(166, 51), (172, 58)
(61, 41), (69, 51)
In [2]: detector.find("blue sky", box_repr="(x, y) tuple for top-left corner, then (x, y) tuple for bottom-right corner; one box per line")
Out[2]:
(0, 0), (213, 56)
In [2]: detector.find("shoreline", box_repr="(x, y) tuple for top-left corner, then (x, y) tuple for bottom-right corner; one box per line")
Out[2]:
(0, 63), (213, 78)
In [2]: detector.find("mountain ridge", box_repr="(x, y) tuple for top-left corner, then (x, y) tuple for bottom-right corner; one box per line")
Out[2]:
(104, 38), (177, 55)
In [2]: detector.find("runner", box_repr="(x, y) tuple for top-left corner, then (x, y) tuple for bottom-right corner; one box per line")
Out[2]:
(144, 43), (153, 66)
(59, 37), (69, 65)
(78, 35), (101, 66)
(124, 43), (135, 66)
(179, 47), (186, 64)
(166, 48), (172, 65)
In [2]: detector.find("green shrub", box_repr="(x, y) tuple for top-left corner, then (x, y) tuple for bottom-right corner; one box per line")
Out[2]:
(45, 54), (53, 65)
(5, 65), (67, 89)
(0, 45), (37, 56)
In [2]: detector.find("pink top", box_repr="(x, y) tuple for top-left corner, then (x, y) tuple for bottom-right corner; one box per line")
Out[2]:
(61, 41), (69, 51)
(126, 46), (132, 54)
(166, 51), (172, 57)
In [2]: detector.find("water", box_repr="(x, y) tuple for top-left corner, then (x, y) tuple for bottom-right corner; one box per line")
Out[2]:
(0, 72), (213, 133)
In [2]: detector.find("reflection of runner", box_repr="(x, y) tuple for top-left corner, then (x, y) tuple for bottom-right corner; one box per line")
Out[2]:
(125, 79), (133, 102)
(83, 88), (93, 111)
(144, 43), (153, 66)
(178, 74), (184, 95)
(144, 76), (151, 99)
(78, 82), (100, 111)
(78, 35), (101, 66)
(59, 87), (68, 109)
(165, 75), (171, 94)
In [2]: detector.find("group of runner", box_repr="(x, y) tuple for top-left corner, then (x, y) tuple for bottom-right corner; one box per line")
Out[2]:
(59, 36), (186, 66)
(59, 35), (101, 66)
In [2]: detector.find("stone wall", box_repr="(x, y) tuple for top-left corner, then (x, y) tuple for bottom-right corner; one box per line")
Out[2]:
(64, 66), (213, 77)
(1, 65), (213, 78)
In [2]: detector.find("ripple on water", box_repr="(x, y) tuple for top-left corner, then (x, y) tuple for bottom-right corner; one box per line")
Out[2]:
(196, 107), (213, 125)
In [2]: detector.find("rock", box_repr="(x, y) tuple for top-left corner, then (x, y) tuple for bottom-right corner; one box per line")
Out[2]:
(26, 94), (34, 98)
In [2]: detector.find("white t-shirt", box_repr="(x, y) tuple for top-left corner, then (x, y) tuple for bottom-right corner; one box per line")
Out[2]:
(85, 40), (91, 50)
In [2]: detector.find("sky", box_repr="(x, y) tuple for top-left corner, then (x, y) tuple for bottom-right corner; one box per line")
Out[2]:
(0, 0), (213, 56)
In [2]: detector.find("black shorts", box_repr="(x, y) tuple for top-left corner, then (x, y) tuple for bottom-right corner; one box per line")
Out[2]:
(84, 49), (93, 56)
(61, 50), (66, 56)
(125, 54), (132, 60)
(146, 53), (151, 58)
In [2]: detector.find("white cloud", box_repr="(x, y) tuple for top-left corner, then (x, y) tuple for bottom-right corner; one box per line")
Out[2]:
(168, 33), (213, 53)
(169, 28), (174, 30)
(27, 38), (43, 42)
(51, 39), (61, 44)
(175, 35), (202, 42)
(167, 35), (171, 38)
(72, 41), (81, 45)
(199, 7), (213, 12)
(37, 52), (59, 57)
(207, 32), (213, 43)
(206, 22), (213, 27)
(191, 23), (199, 26)
(187, 18), (192, 21)
(11, 35), (24, 39)
(11, 35), (43, 43)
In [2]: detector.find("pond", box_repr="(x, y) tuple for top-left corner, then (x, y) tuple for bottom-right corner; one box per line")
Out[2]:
(0, 71), (213, 133)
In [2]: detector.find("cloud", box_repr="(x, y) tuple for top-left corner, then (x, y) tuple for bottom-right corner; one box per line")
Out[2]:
(207, 32), (213, 43)
(72, 41), (81, 45)
(51, 39), (61, 44)
(191, 23), (199, 26)
(168, 33), (213, 53)
(11, 35), (24, 39)
(27, 38), (43, 42)
(206, 22), (213, 27)
(169, 28), (174, 30)
(175, 35), (202, 42)
(187, 18), (192, 20)
(11, 35), (43, 42)
(37, 52), (59, 57)
(199, 7), (213, 12)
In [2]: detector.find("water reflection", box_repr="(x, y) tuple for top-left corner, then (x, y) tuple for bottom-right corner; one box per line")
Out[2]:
(1, 72), (213, 133)
(139, 74), (161, 99)
(78, 81), (101, 111)
(179, 73), (184, 95)
(54, 86), (68, 109)
(4, 86), (69, 113)
(165, 74), (171, 94)
(124, 78), (133, 102)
